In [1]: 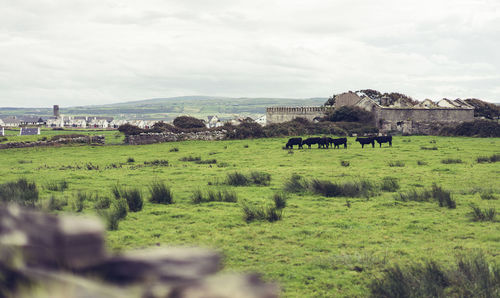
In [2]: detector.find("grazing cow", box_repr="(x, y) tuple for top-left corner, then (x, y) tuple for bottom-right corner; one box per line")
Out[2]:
(356, 137), (375, 148)
(318, 137), (332, 149)
(303, 137), (322, 149)
(331, 137), (348, 149)
(375, 136), (392, 147)
(285, 137), (303, 149)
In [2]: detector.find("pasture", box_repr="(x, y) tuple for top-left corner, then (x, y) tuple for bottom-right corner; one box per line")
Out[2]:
(0, 135), (499, 297)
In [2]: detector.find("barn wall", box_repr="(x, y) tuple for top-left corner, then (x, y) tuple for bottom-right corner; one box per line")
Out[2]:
(375, 107), (474, 134)
(266, 107), (328, 125)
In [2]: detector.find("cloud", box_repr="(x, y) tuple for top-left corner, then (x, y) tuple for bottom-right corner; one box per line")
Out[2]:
(0, 0), (499, 107)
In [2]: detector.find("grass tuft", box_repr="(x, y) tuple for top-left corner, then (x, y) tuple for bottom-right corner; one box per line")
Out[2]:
(380, 177), (400, 192)
(241, 202), (282, 223)
(127, 157), (135, 163)
(369, 253), (500, 298)
(340, 160), (350, 167)
(45, 180), (69, 192)
(388, 161), (405, 167)
(283, 174), (308, 193)
(250, 171), (271, 186)
(441, 158), (463, 164)
(0, 178), (39, 208)
(469, 204), (496, 222)
(476, 153), (500, 163)
(148, 181), (174, 204)
(227, 172), (250, 186)
(272, 192), (287, 209)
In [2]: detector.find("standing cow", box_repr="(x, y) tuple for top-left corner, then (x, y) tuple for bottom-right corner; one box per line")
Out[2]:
(285, 137), (303, 149)
(302, 137), (322, 149)
(331, 137), (348, 149)
(356, 137), (375, 148)
(375, 136), (392, 147)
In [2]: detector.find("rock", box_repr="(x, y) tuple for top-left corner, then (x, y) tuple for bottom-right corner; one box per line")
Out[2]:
(0, 205), (106, 269)
(80, 247), (221, 284)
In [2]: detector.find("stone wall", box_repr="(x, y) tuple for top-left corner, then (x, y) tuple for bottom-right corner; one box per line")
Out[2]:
(0, 135), (105, 149)
(126, 130), (227, 145)
(266, 107), (328, 125)
(0, 205), (278, 298)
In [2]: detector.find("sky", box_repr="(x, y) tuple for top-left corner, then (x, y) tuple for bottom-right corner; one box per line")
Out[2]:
(1, 0), (499, 107)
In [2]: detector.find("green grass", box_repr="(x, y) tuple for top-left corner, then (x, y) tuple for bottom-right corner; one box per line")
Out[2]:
(0, 136), (499, 297)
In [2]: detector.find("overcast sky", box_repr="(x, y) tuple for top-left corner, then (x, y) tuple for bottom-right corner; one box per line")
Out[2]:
(1, 0), (499, 107)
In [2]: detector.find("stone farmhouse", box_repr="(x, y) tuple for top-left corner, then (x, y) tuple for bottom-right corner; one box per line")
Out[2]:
(266, 91), (475, 134)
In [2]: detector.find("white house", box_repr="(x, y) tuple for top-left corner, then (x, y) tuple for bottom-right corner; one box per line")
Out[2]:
(0, 118), (4, 127)
(206, 116), (222, 128)
(0, 127), (4, 136)
(1, 116), (21, 127)
(254, 115), (266, 126)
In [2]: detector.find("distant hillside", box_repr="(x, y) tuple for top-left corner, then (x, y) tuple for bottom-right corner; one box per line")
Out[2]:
(0, 96), (327, 121)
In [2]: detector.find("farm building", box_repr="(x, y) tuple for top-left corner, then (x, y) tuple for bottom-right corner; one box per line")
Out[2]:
(20, 127), (40, 135)
(266, 91), (475, 134)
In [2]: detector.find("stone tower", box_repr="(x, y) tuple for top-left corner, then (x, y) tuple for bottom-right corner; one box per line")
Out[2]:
(53, 105), (60, 117)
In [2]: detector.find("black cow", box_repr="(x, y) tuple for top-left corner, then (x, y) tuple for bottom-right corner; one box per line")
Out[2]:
(319, 137), (332, 149)
(331, 137), (347, 149)
(375, 136), (392, 147)
(356, 137), (375, 148)
(285, 137), (303, 149)
(303, 137), (322, 149)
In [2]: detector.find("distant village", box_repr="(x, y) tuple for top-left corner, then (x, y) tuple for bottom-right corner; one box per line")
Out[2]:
(0, 105), (267, 135)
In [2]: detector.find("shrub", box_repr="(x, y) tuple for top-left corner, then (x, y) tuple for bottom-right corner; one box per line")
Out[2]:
(45, 180), (68, 191)
(101, 205), (126, 231)
(94, 195), (111, 210)
(169, 147), (179, 152)
(323, 106), (374, 124)
(380, 177), (399, 192)
(440, 120), (500, 137)
(272, 192), (287, 209)
(340, 160), (350, 167)
(0, 178), (39, 208)
(148, 181), (173, 204)
(118, 123), (145, 135)
(441, 158), (463, 164)
(111, 184), (123, 199)
(369, 253), (500, 298)
(127, 157), (135, 163)
(173, 116), (206, 129)
(388, 161), (405, 167)
(469, 204), (496, 222)
(417, 160), (428, 166)
(122, 188), (143, 212)
(249, 171), (271, 186)
(228, 121), (266, 139)
(283, 174), (308, 193)
(421, 146), (438, 150)
(226, 172), (250, 186)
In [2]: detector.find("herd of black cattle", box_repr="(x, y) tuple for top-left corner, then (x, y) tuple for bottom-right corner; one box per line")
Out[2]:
(285, 136), (392, 149)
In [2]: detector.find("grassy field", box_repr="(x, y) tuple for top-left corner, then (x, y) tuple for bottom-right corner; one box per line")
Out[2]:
(1, 128), (124, 145)
(0, 135), (499, 297)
